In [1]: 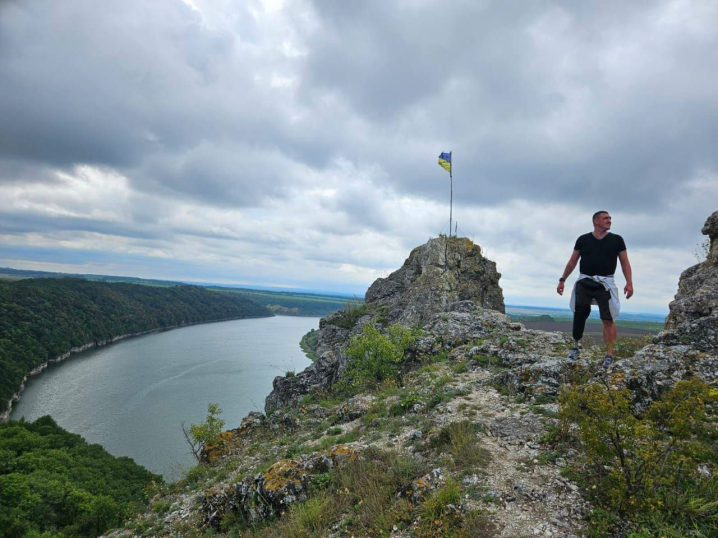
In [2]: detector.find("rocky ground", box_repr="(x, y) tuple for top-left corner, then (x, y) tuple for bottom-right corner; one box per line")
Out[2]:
(106, 304), (617, 538)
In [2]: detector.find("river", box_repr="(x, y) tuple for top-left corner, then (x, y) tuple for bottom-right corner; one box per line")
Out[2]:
(10, 316), (319, 481)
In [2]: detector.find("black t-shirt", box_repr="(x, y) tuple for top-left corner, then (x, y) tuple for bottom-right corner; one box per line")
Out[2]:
(574, 232), (626, 276)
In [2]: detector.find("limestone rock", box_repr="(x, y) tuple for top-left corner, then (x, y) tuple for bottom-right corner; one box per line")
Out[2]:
(609, 344), (718, 413)
(337, 394), (377, 422)
(265, 351), (341, 414)
(365, 236), (504, 326)
(657, 210), (718, 352)
(202, 444), (361, 528)
(400, 468), (444, 503)
(495, 358), (585, 400)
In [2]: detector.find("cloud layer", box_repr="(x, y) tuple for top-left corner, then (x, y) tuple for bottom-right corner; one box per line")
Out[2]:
(1, 0), (717, 312)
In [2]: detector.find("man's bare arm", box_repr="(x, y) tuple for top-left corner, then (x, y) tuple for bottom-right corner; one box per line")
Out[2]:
(619, 250), (633, 299)
(557, 250), (580, 296)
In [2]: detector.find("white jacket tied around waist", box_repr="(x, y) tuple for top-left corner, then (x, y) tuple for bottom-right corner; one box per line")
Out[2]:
(569, 274), (621, 320)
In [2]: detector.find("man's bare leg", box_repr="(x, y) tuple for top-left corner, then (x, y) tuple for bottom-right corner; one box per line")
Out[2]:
(602, 319), (616, 370)
(602, 319), (616, 355)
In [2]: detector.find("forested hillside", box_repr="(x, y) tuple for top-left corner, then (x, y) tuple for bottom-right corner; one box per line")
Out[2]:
(0, 279), (272, 414)
(0, 415), (160, 538)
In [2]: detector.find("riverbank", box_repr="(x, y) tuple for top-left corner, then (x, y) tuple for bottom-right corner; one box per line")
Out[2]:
(1, 314), (272, 422)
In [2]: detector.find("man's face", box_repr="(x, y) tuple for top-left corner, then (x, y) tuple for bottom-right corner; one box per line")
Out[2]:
(595, 212), (612, 230)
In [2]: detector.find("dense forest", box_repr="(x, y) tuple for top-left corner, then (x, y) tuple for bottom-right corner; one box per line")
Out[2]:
(0, 415), (160, 537)
(0, 278), (271, 414)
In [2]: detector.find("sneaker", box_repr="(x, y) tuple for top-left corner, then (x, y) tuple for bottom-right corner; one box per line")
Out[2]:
(568, 347), (580, 360)
(602, 354), (614, 371)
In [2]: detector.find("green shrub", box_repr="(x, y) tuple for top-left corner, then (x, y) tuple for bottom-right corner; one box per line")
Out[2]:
(417, 480), (497, 538)
(338, 323), (418, 394)
(558, 378), (718, 535)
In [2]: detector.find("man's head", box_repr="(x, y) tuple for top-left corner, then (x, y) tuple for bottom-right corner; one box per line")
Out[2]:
(593, 211), (611, 231)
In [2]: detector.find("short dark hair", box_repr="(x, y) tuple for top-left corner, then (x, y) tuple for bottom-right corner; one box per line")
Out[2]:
(592, 210), (609, 223)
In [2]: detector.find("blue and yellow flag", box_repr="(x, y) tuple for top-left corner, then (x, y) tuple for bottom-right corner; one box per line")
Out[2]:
(438, 152), (451, 173)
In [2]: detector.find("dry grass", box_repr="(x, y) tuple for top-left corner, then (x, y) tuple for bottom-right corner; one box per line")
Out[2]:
(433, 420), (490, 469)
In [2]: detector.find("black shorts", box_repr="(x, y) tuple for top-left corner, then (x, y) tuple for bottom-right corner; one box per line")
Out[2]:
(575, 279), (613, 321)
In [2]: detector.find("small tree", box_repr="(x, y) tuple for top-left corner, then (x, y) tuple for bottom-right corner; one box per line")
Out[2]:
(182, 403), (225, 462)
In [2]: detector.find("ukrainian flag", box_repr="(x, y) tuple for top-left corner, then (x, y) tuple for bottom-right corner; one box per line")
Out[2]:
(438, 152), (451, 173)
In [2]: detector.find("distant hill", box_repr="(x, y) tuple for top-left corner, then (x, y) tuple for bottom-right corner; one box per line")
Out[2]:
(0, 266), (179, 286)
(0, 278), (271, 416)
(209, 287), (352, 317)
(0, 267), (354, 317)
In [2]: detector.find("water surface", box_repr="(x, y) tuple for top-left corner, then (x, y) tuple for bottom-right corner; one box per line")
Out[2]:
(11, 316), (318, 480)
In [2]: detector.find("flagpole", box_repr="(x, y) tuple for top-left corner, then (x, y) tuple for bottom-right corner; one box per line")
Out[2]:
(449, 151), (453, 239)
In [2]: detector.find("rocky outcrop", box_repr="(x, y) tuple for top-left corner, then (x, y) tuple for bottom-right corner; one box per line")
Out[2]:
(265, 236), (505, 414)
(365, 236), (504, 326)
(265, 351), (342, 413)
(656, 210), (718, 352)
(109, 214), (718, 538)
(610, 344), (718, 413)
(202, 444), (361, 528)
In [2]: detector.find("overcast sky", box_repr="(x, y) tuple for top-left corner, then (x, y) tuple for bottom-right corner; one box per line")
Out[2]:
(1, 0), (716, 313)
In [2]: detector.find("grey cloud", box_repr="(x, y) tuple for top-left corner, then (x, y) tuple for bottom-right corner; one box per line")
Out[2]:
(0, 0), (715, 305)
(301, 0), (718, 213)
(0, 210), (166, 240)
(0, 159), (60, 185)
(0, 0), (301, 189)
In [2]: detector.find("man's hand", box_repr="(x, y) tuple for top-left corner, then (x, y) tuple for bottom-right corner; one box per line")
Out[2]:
(619, 251), (633, 299)
(557, 281), (565, 296)
(624, 283), (633, 299)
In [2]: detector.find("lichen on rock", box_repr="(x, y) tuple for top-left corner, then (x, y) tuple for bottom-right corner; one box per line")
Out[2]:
(201, 444), (361, 528)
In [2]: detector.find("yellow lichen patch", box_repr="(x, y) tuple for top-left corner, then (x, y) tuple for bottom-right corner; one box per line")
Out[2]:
(206, 447), (223, 463)
(609, 371), (627, 385)
(202, 430), (239, 461)
(262, 459), (307, 491)
(404, 474), (434, 502)
(218, 431), (234, 442)
(326, 444), (360, 461)
(413, 475), (432, 490)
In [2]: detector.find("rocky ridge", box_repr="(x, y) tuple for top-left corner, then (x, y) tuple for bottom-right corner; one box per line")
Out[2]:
(107, 219), (717, 538)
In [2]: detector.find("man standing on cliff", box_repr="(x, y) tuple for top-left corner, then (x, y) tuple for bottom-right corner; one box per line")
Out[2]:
(556, 211), (633, 371)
